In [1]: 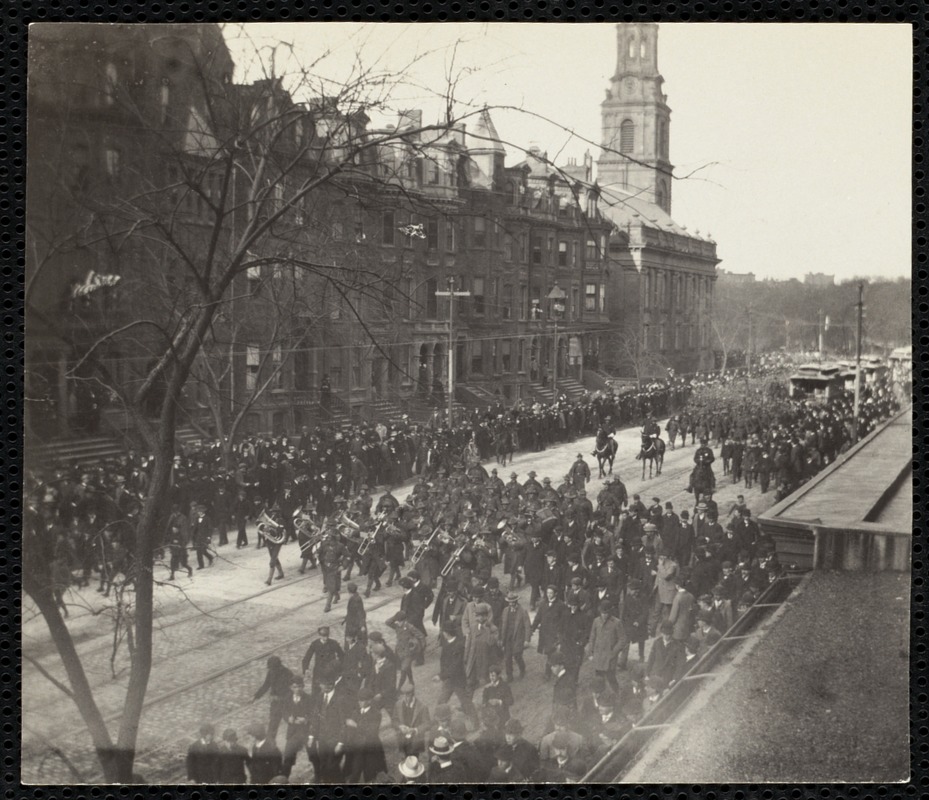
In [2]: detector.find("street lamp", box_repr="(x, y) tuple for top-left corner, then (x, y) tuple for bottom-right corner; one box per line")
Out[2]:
(547, 283), (567, 405)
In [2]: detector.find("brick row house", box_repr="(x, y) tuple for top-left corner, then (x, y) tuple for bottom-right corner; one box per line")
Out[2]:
(26, 21), (717, 443)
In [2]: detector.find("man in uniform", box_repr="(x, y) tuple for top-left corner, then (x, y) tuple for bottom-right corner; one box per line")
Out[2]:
(569, 454), (591, 491)
(302, 626), (344, 693)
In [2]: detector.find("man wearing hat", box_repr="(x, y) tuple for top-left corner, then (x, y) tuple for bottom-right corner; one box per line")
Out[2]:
(537, 730), (587, 782)
(216, 728), (249, 784)
(397, 754), (425, 783)
(504, 472), (522, 501)
(302, 626), (344, 693)
(531, 585), (566, 679)
(569, 453), (591, 490)
(619, 579), (649, 667)
(392, 684), (431, 758)
(435, 621), (477, 722)
(402, 570), (434, 638)
(309, 670), (349, 782)
(587, 690), (628, 761)
(646, 621), (685, 688)
(426, 735), (467, 782)
(245, 722), (283, 785)
(488, 745), (524, 782)
(694, 610), (723, 657)
(465, 602), (500, 696)
(186, 722), (219, 784)
(499, 592), (530, 682)
(342, 687), (388, 781)
(522, 470), (542, 495)
(587, 600), (627, 691)
(549, 652), (578, 721)
(281, 676), (313, 779)
(501, 718), (538, 779)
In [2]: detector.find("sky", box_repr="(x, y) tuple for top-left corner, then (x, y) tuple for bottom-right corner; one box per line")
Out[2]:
(223, 23), (912, 282)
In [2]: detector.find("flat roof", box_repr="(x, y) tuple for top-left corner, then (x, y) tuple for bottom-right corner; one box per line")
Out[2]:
(622, 571), (910, 782)
(762, 405), (911, 532)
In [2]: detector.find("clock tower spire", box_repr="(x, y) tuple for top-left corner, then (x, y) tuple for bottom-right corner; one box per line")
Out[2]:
(597, 23), (673, 213)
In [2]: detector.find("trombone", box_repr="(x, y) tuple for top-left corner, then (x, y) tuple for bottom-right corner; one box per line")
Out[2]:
(441, 539), (468, 577)
(358, 516), (387, 556)
(410, 524), (442, 567)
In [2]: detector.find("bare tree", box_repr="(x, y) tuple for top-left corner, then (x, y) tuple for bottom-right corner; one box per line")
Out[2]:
(23, 25), (510, 782)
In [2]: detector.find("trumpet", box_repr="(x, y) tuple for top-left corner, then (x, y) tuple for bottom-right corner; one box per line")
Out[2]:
(257, 510), (286, 545)
(410, 524), (442, 567)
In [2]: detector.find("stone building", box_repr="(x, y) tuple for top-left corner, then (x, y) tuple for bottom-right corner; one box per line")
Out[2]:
(597, 23), (719, 377)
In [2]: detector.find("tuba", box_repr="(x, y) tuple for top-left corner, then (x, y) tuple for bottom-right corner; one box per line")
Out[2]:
(257, 510), (286, 545)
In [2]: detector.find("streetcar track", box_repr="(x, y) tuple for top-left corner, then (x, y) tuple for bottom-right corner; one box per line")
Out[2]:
(24, 560), (324, 666)
(25, 591), (404, 760)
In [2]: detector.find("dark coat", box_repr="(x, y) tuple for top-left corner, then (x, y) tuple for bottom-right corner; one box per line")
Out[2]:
(247, 739), (283, 784)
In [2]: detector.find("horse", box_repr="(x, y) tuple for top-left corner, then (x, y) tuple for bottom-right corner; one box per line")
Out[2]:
(637, 434), (665, 479)
(592, 429), (619, 478)
(495, 428), (515, 465)
(689, 461), (716, 497)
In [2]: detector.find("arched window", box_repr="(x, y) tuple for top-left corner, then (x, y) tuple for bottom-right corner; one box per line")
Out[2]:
(620, 120), (634, 154)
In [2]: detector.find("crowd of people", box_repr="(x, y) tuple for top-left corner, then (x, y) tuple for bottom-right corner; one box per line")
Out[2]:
(23, 358), (902, 783)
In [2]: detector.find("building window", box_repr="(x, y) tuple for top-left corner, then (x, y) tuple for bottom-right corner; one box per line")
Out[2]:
(427, 159), (440, 185)
(519, 234), (528, 262)
(572, 241), (579, 266)
(246, 345), (260, 391)
(558, 241), (569, 267)
(585, 283), (597, 312)
(586, 238), (598, 261)
(445, 220), (456, 252)
(352, 345), (364, 387)
(628, 38), (636, 58)
(599, 284), (606, 313)
(353, 208), (365, 242)
(426, 278), (438, 319)
(473, 217), (486, 248)
(531, 235), (542, 265)
(519, 284), (528, 319)
(471, 343), (483, 375)
(502, 284), (514, 320)
(294, 344), (310, 391)
(472, 277), (485, 316)
(504, 235), (514, 262)
(620, 120), (634, 153)
(426, 218), (439, 250)
(501, 341), (511, 373)
(382, 211), (395, 246)
(104, 147), (121, 178)
(517, 339), (525, 372)
(271, 345), (284, 389)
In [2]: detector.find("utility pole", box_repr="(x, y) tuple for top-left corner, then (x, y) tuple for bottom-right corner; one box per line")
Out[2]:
(546, 283), (567, 406)
(853, 281), (864, 441)
(435, 276), (469, 427)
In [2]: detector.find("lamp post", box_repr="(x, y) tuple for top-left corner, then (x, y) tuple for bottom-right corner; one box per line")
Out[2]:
(547, 283), (566, 406)
(435, 276), (470, 427)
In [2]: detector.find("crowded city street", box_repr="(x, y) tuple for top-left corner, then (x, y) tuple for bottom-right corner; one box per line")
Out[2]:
(24, 407), (790, 784)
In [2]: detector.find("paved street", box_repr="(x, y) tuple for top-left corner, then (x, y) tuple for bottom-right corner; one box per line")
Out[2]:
(22, 419), (782, 784)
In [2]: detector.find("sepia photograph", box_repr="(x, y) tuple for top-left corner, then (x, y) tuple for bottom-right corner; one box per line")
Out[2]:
(22, 21), (912, 785)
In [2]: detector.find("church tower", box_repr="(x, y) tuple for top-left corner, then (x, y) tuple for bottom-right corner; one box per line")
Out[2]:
(597, 23), (673, 213)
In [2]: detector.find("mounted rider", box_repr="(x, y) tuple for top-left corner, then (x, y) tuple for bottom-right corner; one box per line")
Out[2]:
(642, 415), (661, 440)
(686, 438), (717, 494)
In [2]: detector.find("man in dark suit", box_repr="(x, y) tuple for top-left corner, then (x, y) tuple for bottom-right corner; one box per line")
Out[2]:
(190, 503), (214, 570)
(364, 641), (398, 720)
(245, 722), (283, 784)
(277, 482), (301, 543)
(281, 676), (314, 779)
(310, 673), (353, 782)
(403, 570), (434, 638)
(186, 723), (219, 784)
(550, 652), (577, 723)
(646, 621), (686, 687)
(301, 626), (344, 692)
(343, 687), (388, 781)
(216, 728), (249, 784)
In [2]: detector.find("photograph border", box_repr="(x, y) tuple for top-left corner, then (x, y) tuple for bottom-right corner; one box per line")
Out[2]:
(2, 3), (924, 798)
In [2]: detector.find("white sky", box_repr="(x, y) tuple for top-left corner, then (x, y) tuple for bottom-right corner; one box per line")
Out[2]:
(223, 22), (912, 282)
